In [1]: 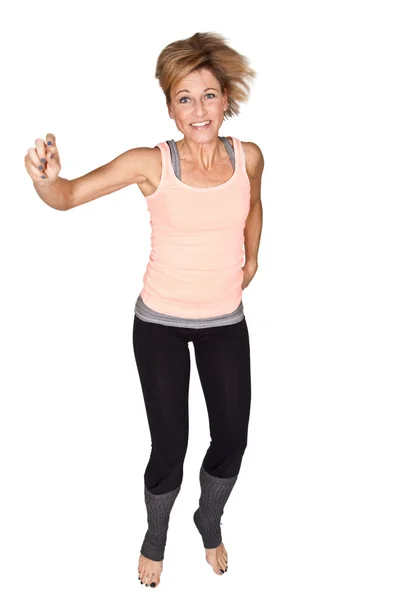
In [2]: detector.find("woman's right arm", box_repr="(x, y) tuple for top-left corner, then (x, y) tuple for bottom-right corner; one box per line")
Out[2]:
(25, 133), (152, 211)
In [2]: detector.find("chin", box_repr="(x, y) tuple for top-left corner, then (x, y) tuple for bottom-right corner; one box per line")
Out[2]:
(190, 126), (218, 136)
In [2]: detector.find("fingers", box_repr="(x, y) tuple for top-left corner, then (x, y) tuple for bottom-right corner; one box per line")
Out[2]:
(46, 132), (56, 147)
(34, 133), (58, 162)
(26, 147), (47, 179)
(46, 132), (58, 160)
(24, 133), (60, 182)
(34, 136), (51, 161)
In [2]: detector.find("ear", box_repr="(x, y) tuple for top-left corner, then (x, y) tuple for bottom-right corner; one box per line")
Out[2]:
(167, 102), (174, 119)
(222, 88), (229, 111)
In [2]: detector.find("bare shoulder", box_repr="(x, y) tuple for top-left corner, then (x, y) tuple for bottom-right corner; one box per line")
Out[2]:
(122, 144), (163, 186)
(135, 145), (163, 198)
(240, 141), (264, 179)
(66, 145), (162, 209)
(99, 144), (160, 185)
(127, 145), (161, 180)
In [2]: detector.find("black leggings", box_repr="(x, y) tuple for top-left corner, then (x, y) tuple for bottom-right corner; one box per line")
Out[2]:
(132, 315), (252, 494)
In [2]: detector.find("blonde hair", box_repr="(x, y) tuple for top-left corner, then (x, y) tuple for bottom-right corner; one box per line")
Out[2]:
(155, 32), (257, 120)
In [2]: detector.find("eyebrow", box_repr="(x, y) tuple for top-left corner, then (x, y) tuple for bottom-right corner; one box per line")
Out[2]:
(175, 87), (219, 96)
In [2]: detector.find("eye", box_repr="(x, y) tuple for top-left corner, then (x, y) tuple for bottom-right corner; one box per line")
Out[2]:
(179, 93), (216, 104)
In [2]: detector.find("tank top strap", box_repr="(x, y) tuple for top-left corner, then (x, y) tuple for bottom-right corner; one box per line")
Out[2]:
(219, 136), (236, 170)
(152, 141), (175, 187)
(231, 136), (248, 180)
(165, 136), (237, 180)
(167, 137), (235, 180)
(153, 136), (248, 188)
(166, 139), (181, 179)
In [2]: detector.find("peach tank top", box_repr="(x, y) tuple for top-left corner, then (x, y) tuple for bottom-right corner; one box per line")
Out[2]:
(134, 136), (251, 324)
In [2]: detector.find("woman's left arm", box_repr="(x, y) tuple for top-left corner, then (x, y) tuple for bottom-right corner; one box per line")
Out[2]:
(242, 142), (264, 290)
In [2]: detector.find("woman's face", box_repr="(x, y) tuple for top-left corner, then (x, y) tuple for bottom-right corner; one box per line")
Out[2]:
(168, 68), (228, 141)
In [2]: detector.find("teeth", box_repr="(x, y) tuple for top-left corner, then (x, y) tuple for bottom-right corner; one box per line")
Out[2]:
(191, 121), (210, 126)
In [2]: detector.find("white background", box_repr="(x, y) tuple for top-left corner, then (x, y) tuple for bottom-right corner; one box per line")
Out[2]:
(1, 0), (392, 598)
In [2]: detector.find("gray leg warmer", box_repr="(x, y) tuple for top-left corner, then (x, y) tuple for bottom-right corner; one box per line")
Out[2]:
(140, 484), (181, 562)
(193, 466), (238, 549)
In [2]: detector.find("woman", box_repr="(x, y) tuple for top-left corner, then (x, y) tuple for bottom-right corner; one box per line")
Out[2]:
(25, 31), (264, 589)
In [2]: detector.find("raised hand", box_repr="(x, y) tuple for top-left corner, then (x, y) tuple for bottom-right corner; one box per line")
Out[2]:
(24, 133), (61, 184)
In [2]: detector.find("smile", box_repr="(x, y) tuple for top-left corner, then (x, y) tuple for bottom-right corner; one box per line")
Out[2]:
(190, 120), (211, 129)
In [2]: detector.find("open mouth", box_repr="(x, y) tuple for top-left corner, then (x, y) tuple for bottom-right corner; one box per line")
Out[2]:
(190, 120), (211, 130)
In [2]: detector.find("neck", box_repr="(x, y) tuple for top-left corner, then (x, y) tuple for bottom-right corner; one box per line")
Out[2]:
(177, 136), (224, 169)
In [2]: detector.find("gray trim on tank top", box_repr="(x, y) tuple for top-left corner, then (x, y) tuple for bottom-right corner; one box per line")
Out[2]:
(134, 136), (245, 328)
(167, 136), (235, 180)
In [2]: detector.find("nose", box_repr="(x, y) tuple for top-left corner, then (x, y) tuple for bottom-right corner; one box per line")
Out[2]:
(192, 99), (208, 119)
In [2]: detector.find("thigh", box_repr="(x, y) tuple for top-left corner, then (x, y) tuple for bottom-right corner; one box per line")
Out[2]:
(132, 315), (191, 450)
(193, 318), (252, 444)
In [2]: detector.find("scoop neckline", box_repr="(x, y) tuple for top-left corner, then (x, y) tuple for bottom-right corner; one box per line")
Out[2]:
(166, 136), (238, 192)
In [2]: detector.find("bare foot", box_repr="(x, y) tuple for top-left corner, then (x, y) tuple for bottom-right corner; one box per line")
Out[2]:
(138, 553), (163, 588)
(205, 542), (228, 576)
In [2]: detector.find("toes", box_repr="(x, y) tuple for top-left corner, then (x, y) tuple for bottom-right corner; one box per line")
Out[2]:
(138, 561), (162, 587)
(206, 551), (227, 575)
(216, 551), (226, 572)
(141, 571), (148, 585)
(138, 560), (144, 580)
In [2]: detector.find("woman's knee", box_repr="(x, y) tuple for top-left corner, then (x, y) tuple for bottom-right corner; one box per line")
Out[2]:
(145, 440), (188, 490)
